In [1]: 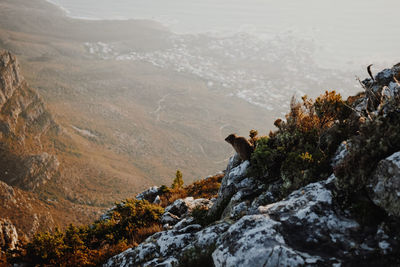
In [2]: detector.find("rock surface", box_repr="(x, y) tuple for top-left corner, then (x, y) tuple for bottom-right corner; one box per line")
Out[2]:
(0, 50), (57, 141)
(105, 151), (400, 266)
(0, 50), (60, 191)
(136, 186), (160, 203)
(0, 218), (18, 251)
(368, 151), (400, 217)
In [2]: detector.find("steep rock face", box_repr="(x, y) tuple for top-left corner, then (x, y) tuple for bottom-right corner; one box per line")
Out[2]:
(0, 50), (56, 141)
(368, 152), (400, 217)
(0, 50), (59, 190)
(0, 218), (18, 251)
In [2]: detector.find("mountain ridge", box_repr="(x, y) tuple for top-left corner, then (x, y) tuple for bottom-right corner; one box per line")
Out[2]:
(4, 63), (399, 266)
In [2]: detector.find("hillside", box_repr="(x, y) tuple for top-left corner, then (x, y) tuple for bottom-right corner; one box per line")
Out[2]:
(6, 63), (400, 266)
(0, 50), (111, 242)
(0, 0), (276, 190)
(0, 0), (278, 255)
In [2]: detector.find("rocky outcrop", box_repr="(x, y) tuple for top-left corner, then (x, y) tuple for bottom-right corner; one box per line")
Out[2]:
(162, 197), (213, 227)
(136, 186), (160, 203)
(0, 50), (57, 141)
(360, 63), (400, 116)
(368, 152), (400, 217)
(0, 50), (60, 190)
(105, 150), (399, 266)
(0, 218), (18, 251)
(213, 176), (359, 266)
(19, 153), (59, 191)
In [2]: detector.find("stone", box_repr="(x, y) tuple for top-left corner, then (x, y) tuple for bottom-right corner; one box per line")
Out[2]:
(207, 158), (250, 219)
(0, 218), (18, 251)
(165, 197), (212, 218)
(368, 151), (400, 217)
(136, 186), (160, 202)
(161, 212), (180, 226)
(153, 195), (161, 205)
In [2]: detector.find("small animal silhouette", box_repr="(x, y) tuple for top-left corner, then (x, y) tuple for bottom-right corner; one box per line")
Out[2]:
(225, 133), (254, 161)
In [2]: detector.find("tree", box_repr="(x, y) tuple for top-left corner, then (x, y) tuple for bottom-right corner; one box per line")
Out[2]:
(171, 170), (184, 189)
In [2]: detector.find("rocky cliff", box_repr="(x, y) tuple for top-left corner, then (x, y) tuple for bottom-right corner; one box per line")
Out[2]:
(0, 51), (104, 247)
(0, 50), (59, 191)
(105, 64), (400, 266)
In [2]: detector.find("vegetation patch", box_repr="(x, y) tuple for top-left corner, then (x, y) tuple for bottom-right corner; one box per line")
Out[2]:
(250, 91), (352, 196)
(334, 96), (400, 223)
(12, 199), (163, 266)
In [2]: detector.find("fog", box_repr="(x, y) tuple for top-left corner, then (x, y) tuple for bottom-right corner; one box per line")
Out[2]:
(49, 0), (400, 70)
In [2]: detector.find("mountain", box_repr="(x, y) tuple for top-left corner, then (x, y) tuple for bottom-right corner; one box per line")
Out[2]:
(0, 50), (109, 244)
(0, 0), (274, 190)
(0, 50), (59, 190)
(0, 0), (275, 251)
(7, 64), (399, 266)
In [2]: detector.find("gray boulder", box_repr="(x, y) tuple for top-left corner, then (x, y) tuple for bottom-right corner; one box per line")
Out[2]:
(165, 197), (213, 219)
(368, 151), (400, 217)
(136, 186), (160, 202)
(207, 157), (250, 219)
(104, 221), (229, 267)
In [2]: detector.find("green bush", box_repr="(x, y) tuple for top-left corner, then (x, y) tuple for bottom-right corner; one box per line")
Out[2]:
(250, 91), (351, 196)
(172, 170), (184, 189)
(20, 200), (164, 266)
(89, 199), (164, 246)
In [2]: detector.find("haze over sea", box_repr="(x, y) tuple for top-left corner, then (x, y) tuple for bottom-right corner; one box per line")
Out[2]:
(47, 0), (400, 110)
(47, 0), (399, 68)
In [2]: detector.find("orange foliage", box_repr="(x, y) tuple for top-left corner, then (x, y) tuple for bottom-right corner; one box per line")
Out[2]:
(282, 91), (345, 133)
(133, 224), (163, 243)
(159, 173), (223, 207)
(185, 173), (223, 199)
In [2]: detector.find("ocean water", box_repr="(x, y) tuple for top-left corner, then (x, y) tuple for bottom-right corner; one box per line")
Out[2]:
(47, 0), (399, 69)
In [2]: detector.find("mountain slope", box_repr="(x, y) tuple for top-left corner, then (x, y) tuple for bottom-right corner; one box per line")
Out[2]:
(0, 50), (109, 242)
(10, 64), (400, 266)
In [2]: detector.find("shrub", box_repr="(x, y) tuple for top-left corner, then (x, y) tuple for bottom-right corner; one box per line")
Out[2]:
(21, 200), (164, 266)
(159, 173), (223, 207)
(171, 170), (184, 189)
(89, 199), (164, 245)
(25, 229), (66, 266)
(185, 174), (223, 199)
(251, 91), (351, 195)
(17, 159), (224, 265)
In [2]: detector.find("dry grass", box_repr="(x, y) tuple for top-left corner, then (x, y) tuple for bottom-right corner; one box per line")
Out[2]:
(134, 224), (163, 243)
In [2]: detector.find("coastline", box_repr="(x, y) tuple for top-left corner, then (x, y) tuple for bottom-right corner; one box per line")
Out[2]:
(44, 0), (133, 21)
(43, 0), (177, 33)
(44, 0), (71, 17)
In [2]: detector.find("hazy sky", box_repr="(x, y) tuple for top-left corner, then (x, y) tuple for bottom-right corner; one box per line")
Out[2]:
(49, 0), (400, 69)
